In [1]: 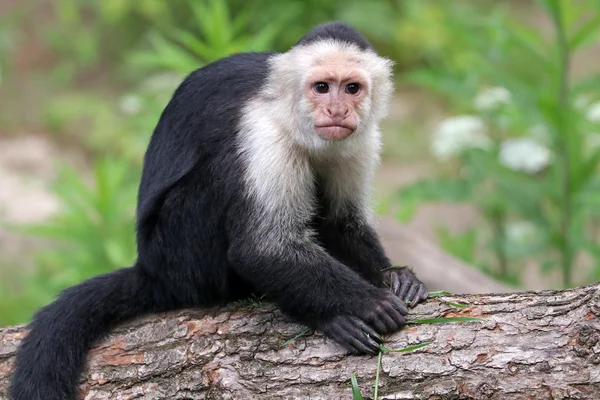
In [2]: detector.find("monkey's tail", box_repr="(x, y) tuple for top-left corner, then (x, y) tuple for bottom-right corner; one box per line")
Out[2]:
(9, 265), (168, 400)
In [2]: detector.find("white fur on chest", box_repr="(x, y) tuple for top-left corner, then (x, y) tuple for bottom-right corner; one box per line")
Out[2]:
(237, 98), (381, 230)
(236, 40), (392, 249)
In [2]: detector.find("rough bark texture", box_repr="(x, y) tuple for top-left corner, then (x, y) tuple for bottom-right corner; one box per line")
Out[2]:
(1, 283), (599, 399)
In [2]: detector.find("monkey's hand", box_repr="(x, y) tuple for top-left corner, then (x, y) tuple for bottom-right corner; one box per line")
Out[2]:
(318, 291), (408, 355)
(318, 315), (383, 355)
(382, 266), (428, 307)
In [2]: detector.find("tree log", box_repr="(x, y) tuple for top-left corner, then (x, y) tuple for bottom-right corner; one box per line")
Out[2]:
(1, 283), (599, 399)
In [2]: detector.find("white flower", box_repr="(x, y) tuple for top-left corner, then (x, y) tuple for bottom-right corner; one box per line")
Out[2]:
(586, 132), (600, 149)
(505, 220), (537, 246)
(431, 115), (491, 161)
(474, 87), (512, 111)
(586, 101), (600, 123)
(119, 94), (143, 115)
(499, 137), (551, 174)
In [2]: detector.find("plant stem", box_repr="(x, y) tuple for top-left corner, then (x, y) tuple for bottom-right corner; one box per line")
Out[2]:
(374, 350), (383, 400)
(552, 2), (573, 287)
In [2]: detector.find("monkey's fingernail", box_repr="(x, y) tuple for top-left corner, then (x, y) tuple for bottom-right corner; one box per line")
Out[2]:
(368, 337), (380, 349)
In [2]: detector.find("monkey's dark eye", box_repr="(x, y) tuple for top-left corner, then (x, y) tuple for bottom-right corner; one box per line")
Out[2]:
(346, 83), (360, 94)
(313, 82), (329, 94)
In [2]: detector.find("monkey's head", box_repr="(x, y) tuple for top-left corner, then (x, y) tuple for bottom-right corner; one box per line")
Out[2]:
(268, 27), (394, 150)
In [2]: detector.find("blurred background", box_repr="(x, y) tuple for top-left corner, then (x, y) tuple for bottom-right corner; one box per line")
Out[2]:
(0, 0), (599, 327)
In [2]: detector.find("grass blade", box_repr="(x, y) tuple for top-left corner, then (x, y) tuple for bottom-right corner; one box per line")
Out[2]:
(373, 350), (383, 400)
(281, 328), (311, 347)
(427, 290), (453, 298)
(380, 342), (431, 353)
(350, 373), (364, 400)
(444, 301), (469, 309)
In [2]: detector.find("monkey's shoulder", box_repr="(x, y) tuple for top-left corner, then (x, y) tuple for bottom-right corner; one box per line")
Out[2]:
(183, 52), (275, 93)
(158, 52), (275, 124)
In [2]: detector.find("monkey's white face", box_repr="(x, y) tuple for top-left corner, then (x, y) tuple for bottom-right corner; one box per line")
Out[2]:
(304, 58), (369, 141)
(265, 40), (394, 151)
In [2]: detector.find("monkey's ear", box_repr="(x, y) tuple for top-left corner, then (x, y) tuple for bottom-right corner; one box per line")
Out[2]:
(136, 123), (199, 225)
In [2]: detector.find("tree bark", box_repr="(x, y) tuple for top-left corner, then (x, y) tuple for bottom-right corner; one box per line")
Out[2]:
(1, 283), (599, 399)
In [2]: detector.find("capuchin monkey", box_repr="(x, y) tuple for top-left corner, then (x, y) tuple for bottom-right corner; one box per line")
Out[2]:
(10, 22), (427, 399)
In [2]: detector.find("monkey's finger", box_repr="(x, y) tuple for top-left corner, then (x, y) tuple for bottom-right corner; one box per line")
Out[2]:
(367, 312), (391, 334)
(378, 309), (400, 332)
(397, 279), (411, 301)
(347, 321), (381, 354)
(418, 284), (429, 300)
(348, 333), (380, 355)
(405, 284), (420, 306)
(352, 317), (383, 344)
(408, 284), (429, 307)
(337, 336), (367, 355)
(388, 293), (409, 316)
(382, 301), (406, 329)
(391, 272), (400, 296)
(321, 321), (360, 353)
(336, 319), (379, 354)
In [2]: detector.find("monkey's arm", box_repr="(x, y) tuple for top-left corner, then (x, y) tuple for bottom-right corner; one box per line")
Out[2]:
(317, 214), (428, 307)
(227, 224), (410, 355)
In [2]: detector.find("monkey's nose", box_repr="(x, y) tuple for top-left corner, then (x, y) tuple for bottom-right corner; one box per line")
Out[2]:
(326, 106), (350, 118)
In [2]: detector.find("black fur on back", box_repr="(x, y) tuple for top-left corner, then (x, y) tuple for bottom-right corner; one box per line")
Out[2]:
(9, 52), (273, 400)
(294, 21), (373, 51)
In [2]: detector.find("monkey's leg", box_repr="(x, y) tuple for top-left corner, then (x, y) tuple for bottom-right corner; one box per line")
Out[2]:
(317, 215), (428, 307)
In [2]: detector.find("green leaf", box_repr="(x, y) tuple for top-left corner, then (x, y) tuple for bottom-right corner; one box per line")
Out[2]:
(504, 21), (550, 66)
(168, 28), (214, 60)
(573, 146), (600, 192)
(281, 328), (312, 347)
(427, 290), (453, 298)
(445, 302), (469, 309)
(535, 0), (561, 23)
(380, 342), (431, 353)
(395, 178), (473, 203)
(570, 14), (600, 50)
(572, 73), (600, 95)
(350, 373), (364, 400)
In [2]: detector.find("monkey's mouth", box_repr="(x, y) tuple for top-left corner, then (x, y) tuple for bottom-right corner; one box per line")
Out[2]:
(315, 125), (356, 141)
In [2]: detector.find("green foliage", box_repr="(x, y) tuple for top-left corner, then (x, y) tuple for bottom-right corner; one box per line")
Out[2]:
(396, 1), (600, 287)
(128, 0), (289, 74)
(350, 373), (364, 400)
(44, 73), (179, 162)
(1, 158), (139, 324)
